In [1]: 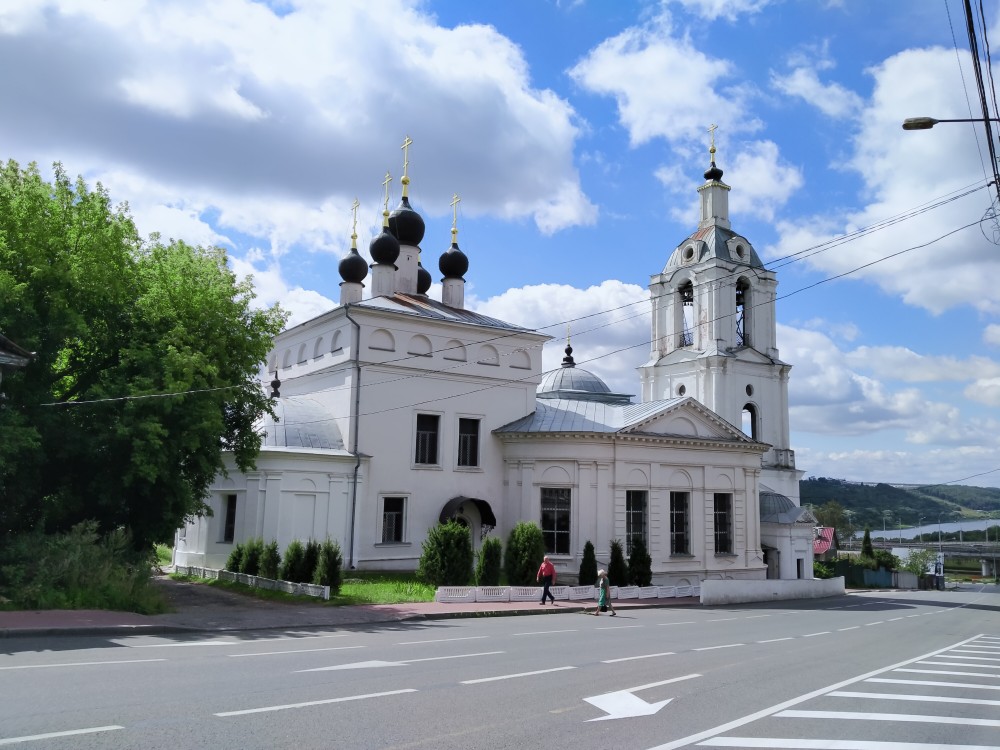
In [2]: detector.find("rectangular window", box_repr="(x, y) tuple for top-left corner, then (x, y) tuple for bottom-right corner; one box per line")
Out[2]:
(381, 496), (406, 543)
(625, 490), (647, 554)
(670, 491), (689, 555)
(714, 493), (733, 554)
(457, 418), (480, 467)
(222, 494), (237, 543)
(540, 487), (571, 555)
(415, 413), (440, 465)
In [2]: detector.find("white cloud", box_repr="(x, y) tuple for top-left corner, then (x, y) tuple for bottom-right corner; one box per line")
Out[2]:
(0, 0), (592, 245)
(569, 11), (756, 147)
(845, 346), (1000, 383)
(670, 0), (775, 22)
(985, 324), (1000, 347)
(771, 66), (863, 119)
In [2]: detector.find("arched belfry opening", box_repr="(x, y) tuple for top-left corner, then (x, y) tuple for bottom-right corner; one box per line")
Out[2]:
(736, 277), (751, 348)
(741, 402), (759, 440)
(679, 280), (694, 348)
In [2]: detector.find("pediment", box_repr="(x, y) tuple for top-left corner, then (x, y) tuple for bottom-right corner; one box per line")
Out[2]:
(620, 397), (752, 443)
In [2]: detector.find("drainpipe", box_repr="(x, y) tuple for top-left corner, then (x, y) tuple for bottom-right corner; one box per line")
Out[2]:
(344, 304), (362, 569)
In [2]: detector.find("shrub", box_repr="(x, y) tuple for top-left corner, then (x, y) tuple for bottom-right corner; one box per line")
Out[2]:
(627, 536), (652, 587)
(607, 538), (628, 586)
(239, 537), (264, 576)
(313, 538), (343, 595)
(418, 521), (473, 586)
(303, 539), (321, 582)
(225, 543), (245, 573)
(814, 561), (834, 579)
(259, 540), (281, 580)
(475, 536), (503, 586)
(0, 521), (165, 614)
(873, 549), (898, 571)
(504, 522), (546, 586)
(902, 547), (937, 576)
(578, 540), (598, 586)
(279, 540), (308, 582)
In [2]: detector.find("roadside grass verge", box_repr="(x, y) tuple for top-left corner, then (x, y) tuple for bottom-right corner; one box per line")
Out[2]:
(168, 570), (436, 606)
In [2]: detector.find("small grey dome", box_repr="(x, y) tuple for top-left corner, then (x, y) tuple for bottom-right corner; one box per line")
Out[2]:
(536, 344), (632, 405)
(338, 248), (368, 283)
(388, 196), (426, 246)
(439, 241), (469, 279)
(704, 160), (723, 181)
(258, 397), (345, 450)
(369, 227), (400, 265)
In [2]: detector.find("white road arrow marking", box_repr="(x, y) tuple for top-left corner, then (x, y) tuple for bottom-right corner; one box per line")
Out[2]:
(584, 673), (701, 722)
(297, 651), (504, 672)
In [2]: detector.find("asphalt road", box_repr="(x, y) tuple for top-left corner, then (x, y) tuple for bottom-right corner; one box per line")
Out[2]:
(2, 586), (998, 750)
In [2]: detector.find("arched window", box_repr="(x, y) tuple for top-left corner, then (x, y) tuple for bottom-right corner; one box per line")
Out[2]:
(679, 281), (694, 347)
(741, 402), (758, 440)
(736, 277), (751, 347)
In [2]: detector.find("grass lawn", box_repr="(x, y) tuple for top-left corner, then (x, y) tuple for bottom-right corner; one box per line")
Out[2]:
(168, 570), (437, 606)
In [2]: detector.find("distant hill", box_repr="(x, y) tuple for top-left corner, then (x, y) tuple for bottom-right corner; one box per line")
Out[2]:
(798, 477), (1000, 531)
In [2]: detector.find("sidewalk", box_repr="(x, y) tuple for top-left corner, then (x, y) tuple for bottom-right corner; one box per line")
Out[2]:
(0, 577), (701, 638)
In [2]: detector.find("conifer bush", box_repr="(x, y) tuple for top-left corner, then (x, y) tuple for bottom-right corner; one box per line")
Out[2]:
(418, 521), (473, 586)
(225, 543), (245, 573)
(303, 539), (321, 582)
(627, 536), (653, 587)
(607, 538), (628, 586)
(313, 538), (343, 594)
(504, 521), (546, 586)
(475, 536), (503, 586)
(259, 540), (281, 580)
(578, 540), (598, 586)
(279, 540), (307, 582)
(239, 537), (264, 575)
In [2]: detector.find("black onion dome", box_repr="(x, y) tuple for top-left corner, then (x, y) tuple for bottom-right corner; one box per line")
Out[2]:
(417, 262), (432, 294)
(388, 196), (426, 246)
(704, 161), (724, 181)
(369, 227), (400, 265)
(338, 248), (368, 283)
(438, 241), (469, 279)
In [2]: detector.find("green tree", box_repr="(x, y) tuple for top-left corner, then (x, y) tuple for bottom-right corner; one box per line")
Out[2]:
(504, 522), (545, 586)
(627, 536), (652, 587)
(902, 548), (936, 576)
(313, 538), (343, 594)
(417, 521), (473, 586)
(578, 540), (598, 586)
(475, 536), (503, 586)
(0, 160), (285, 549)
(259, 540), (281, 580)
(279, 540), (307, 583)
(861, 527), (875, 558)
(607, 538), (628, 587)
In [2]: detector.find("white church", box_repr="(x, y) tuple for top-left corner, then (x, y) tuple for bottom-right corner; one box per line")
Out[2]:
(174, 140), (816, 585)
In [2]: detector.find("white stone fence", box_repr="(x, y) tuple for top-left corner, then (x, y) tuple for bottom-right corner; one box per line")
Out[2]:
(173, 565), (330, 601)
(435, 584), (701, 603)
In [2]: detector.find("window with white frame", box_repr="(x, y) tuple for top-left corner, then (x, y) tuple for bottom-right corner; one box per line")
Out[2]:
(540, 487), (571, 555)
(626, 490), (647, 554)
(669, 491), (690, 555)
(222, 493), (237, 543)
(457, 417), (480, 467)
(414, 413), (440, 465)
(381, 496), (406, 543)
(714, 493), (733, 554)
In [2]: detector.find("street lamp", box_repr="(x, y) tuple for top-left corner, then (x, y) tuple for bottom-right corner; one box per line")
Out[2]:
(918, 516), (925, 543)
(902, 116), (1000, 130)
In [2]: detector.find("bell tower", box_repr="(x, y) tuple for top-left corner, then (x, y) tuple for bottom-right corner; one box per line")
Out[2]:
(639, 130), (801, 500)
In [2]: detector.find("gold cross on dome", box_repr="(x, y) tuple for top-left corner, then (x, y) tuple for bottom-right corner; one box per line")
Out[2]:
(401, 135), (413, 179)
(450, 193), (461, 229)
(350, 197), (360, 246)
(708, 123), (718, 158)
(381, 171), (392, 212)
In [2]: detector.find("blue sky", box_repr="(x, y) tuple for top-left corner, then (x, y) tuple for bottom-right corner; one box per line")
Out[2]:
(3, 0), (1000, 488)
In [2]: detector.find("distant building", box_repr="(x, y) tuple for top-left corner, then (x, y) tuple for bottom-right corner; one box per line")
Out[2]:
(175, 139), (815, 584)
(0, 332), (33, 399)
(813, 527), (840, 562)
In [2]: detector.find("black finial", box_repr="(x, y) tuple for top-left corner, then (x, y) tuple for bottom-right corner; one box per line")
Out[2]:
(561, 343), (575, 368)
(270, 372), (281, 399)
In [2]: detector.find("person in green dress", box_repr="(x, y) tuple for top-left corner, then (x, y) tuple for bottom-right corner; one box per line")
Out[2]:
(590, 569), (616, 616)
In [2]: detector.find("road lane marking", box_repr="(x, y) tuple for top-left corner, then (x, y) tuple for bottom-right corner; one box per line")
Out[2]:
(642, 634), (985, 750)
(707, 618), (737, 622)
(130, 640), (244, 648)
(396, 636), (488, 645)
(918, 661), (1000, 669)
(656, 621), (697, 626)
(830, 690), (1000, 706)
(228, 646), (365, 658)
(778, 709), (1000, 726)
(757, 637), (793, 643)
(894, 667), (1000, 678)
(584, 675), (700, 722)
(699, 739), (1000, 748)
(803, 632), (831, 637)
(0, 659), (165, 671)
(596, 625), (643, 630)
(867, 677), (1000, 691)
(694, 643), (743, 651)
(603, 651), (675, 663)
(461, 666), (575, 684)
(512, 629), (578, 637)
(215, 689), (416, 716)
(837, 627), (860, 631)
(0, 726), (123, 745)
(936, 654), (1000, 661)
